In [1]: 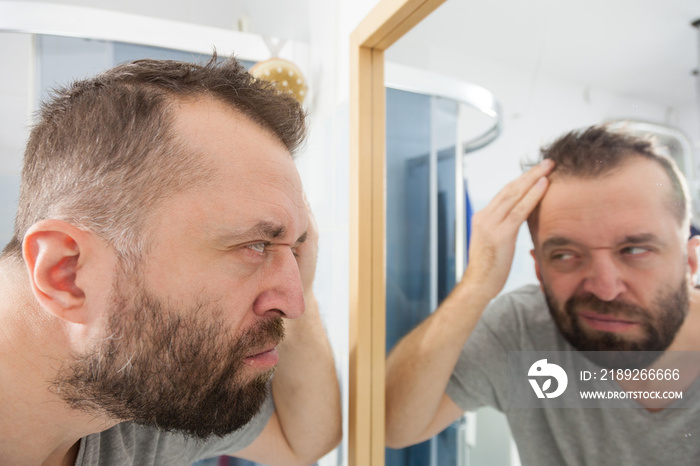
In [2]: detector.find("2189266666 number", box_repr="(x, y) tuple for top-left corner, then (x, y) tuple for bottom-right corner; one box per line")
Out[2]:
(600, 368), (680, 381)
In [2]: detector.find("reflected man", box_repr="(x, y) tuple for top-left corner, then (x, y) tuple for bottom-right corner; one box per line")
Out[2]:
(0, 57), (341, 465)
(386, 126), (700, 464)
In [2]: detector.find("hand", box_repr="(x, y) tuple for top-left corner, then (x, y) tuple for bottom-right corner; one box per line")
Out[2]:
(295, 194), (318, 296)
(463, 159), (555, 299)
(241, 193), (340, 464)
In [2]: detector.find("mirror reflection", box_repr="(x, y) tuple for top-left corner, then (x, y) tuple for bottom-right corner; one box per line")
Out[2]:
(383, 1), (700, 465)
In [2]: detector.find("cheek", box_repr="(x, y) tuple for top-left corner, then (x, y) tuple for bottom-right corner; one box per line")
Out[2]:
(209, 295), (255, 342)
(216, 273), (270, 327)
(540, 268), (580, 299)
(625, 265), (682, 302)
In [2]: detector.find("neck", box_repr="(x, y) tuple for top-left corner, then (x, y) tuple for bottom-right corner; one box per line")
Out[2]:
(0, 259), (115, 465)
(41, 440), (81, 466)
(667, 286), (700, 352)
(619, 287), (700, 410)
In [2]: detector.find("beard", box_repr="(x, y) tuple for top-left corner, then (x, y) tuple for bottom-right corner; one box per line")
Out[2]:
(52, 269), (285, 440)
(543, 277), (689, 369)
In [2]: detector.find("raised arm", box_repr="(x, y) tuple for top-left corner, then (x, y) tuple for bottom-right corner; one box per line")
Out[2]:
(237, 204), (342, 465)
(385, 159), (554, 448)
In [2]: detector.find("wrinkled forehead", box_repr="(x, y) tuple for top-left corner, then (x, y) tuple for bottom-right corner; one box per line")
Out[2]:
(153, 97), (306, 231)
(528, 158), (683, 245)
(173, 97), (297, 174)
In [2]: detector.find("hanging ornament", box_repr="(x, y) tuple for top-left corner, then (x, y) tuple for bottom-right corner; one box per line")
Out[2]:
(250, 37), (308, 104)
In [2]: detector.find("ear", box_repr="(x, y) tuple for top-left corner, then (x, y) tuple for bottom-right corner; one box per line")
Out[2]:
(23, 220), (102, 325)
(687, 235), (700, 283)
(531, 248), (544, 292)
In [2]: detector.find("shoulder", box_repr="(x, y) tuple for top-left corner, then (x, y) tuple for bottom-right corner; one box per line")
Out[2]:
(479, 284), (565, 351)
(482, 284), (548, 325)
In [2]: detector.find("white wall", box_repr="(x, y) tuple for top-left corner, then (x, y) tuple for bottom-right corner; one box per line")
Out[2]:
(0, 32), (32, 243)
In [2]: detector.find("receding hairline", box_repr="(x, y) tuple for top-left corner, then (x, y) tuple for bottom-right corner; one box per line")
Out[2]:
(168, 93), (294, 158)
(528, 154), (687, 244)
(2, 55), (307, 262)
(128, 93), (297, 247)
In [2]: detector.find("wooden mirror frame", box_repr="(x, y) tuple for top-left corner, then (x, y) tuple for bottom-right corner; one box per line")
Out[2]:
(349, 1), (447, 465)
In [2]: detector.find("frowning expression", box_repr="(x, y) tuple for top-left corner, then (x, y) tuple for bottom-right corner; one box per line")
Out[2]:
(529, 157), (694, 362)
(55, 97), (309, 438)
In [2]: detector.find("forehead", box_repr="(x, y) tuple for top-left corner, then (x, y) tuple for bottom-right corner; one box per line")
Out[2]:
(160, 98), (306, 239)
(533, 158), (681, 247)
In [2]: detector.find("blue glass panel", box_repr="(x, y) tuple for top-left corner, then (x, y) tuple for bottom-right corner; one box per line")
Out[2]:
(386, 88), (463, 466)
(35, 35), (254, 108)
(385, 88), (432, 353)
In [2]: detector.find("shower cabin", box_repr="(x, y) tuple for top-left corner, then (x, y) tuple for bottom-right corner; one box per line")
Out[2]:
(383, 63), (511, 466)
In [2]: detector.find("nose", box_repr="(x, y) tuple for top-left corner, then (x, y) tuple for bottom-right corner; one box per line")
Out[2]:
(581, 252), (626, 301)
(252, 247), (305, 319)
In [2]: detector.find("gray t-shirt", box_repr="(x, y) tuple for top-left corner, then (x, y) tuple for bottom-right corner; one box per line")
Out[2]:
(446, 284), (700, 466)
(75, 391), (274, 465)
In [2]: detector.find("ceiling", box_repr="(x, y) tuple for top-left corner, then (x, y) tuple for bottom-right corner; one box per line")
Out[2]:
(387, 0), (700, 108)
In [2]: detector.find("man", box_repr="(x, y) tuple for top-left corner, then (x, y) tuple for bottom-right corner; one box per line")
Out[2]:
(0, 57), (341, 465)
(385, 126), (700, 464)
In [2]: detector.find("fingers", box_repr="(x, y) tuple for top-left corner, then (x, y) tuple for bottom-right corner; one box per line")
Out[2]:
(298, 192), (319, 293)
(470, 158), (555, 241)
(462, 159), (554, 295)
(488, 159), (555, 224)
(301, 192), (319, 243)
(505, 176), (548, 226)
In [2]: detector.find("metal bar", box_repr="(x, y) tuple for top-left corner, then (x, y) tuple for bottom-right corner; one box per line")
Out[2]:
(0, 0), (285, 61)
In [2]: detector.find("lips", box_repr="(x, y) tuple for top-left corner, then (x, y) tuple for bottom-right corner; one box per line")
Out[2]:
(577, 310), (639, 333)
(243, 346), (280, 368)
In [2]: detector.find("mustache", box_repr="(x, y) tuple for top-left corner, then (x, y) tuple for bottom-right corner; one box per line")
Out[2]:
(565, 293), (647, 320)
(237, 316), (286, 351)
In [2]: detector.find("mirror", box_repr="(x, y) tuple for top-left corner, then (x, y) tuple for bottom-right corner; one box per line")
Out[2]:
(350, 0), (700, 465)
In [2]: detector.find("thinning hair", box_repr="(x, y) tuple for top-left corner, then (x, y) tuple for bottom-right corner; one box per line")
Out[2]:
(2, 55), (306, 263)
(537, 125), (690, 230)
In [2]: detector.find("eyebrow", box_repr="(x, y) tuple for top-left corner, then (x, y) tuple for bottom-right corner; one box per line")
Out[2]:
(295, 231), (308, 246)
(219, 221), (307, 245)
(540, 237), (581, 255)
(541, 233), (665, 252)
(618, 233), (665, 246)
(250, 221), (286, 240)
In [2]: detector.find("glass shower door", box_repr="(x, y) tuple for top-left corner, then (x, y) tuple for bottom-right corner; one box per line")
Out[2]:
(385, 87), (467, 466)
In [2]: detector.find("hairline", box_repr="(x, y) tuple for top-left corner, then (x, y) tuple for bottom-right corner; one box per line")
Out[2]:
(528, 154), (690, 249)
(1, 57), (306, 264)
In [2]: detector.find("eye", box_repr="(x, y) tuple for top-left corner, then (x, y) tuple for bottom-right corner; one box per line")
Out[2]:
(247, 242), (268, 254)
(622, 246), (650, 256)
(546, 250), (583, 272)
(550, 251), (576, 261)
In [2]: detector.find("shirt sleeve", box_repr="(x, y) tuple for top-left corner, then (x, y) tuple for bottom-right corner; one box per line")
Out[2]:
(445, 285), (544, 412)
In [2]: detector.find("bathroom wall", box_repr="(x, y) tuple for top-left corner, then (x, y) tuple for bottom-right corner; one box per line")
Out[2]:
(0, 32), (31, 244)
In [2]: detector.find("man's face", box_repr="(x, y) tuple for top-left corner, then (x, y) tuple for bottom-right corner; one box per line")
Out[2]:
(54, 98), (308, 437)
(530, 157), (694, 368)
(56, 268), (284, 438)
